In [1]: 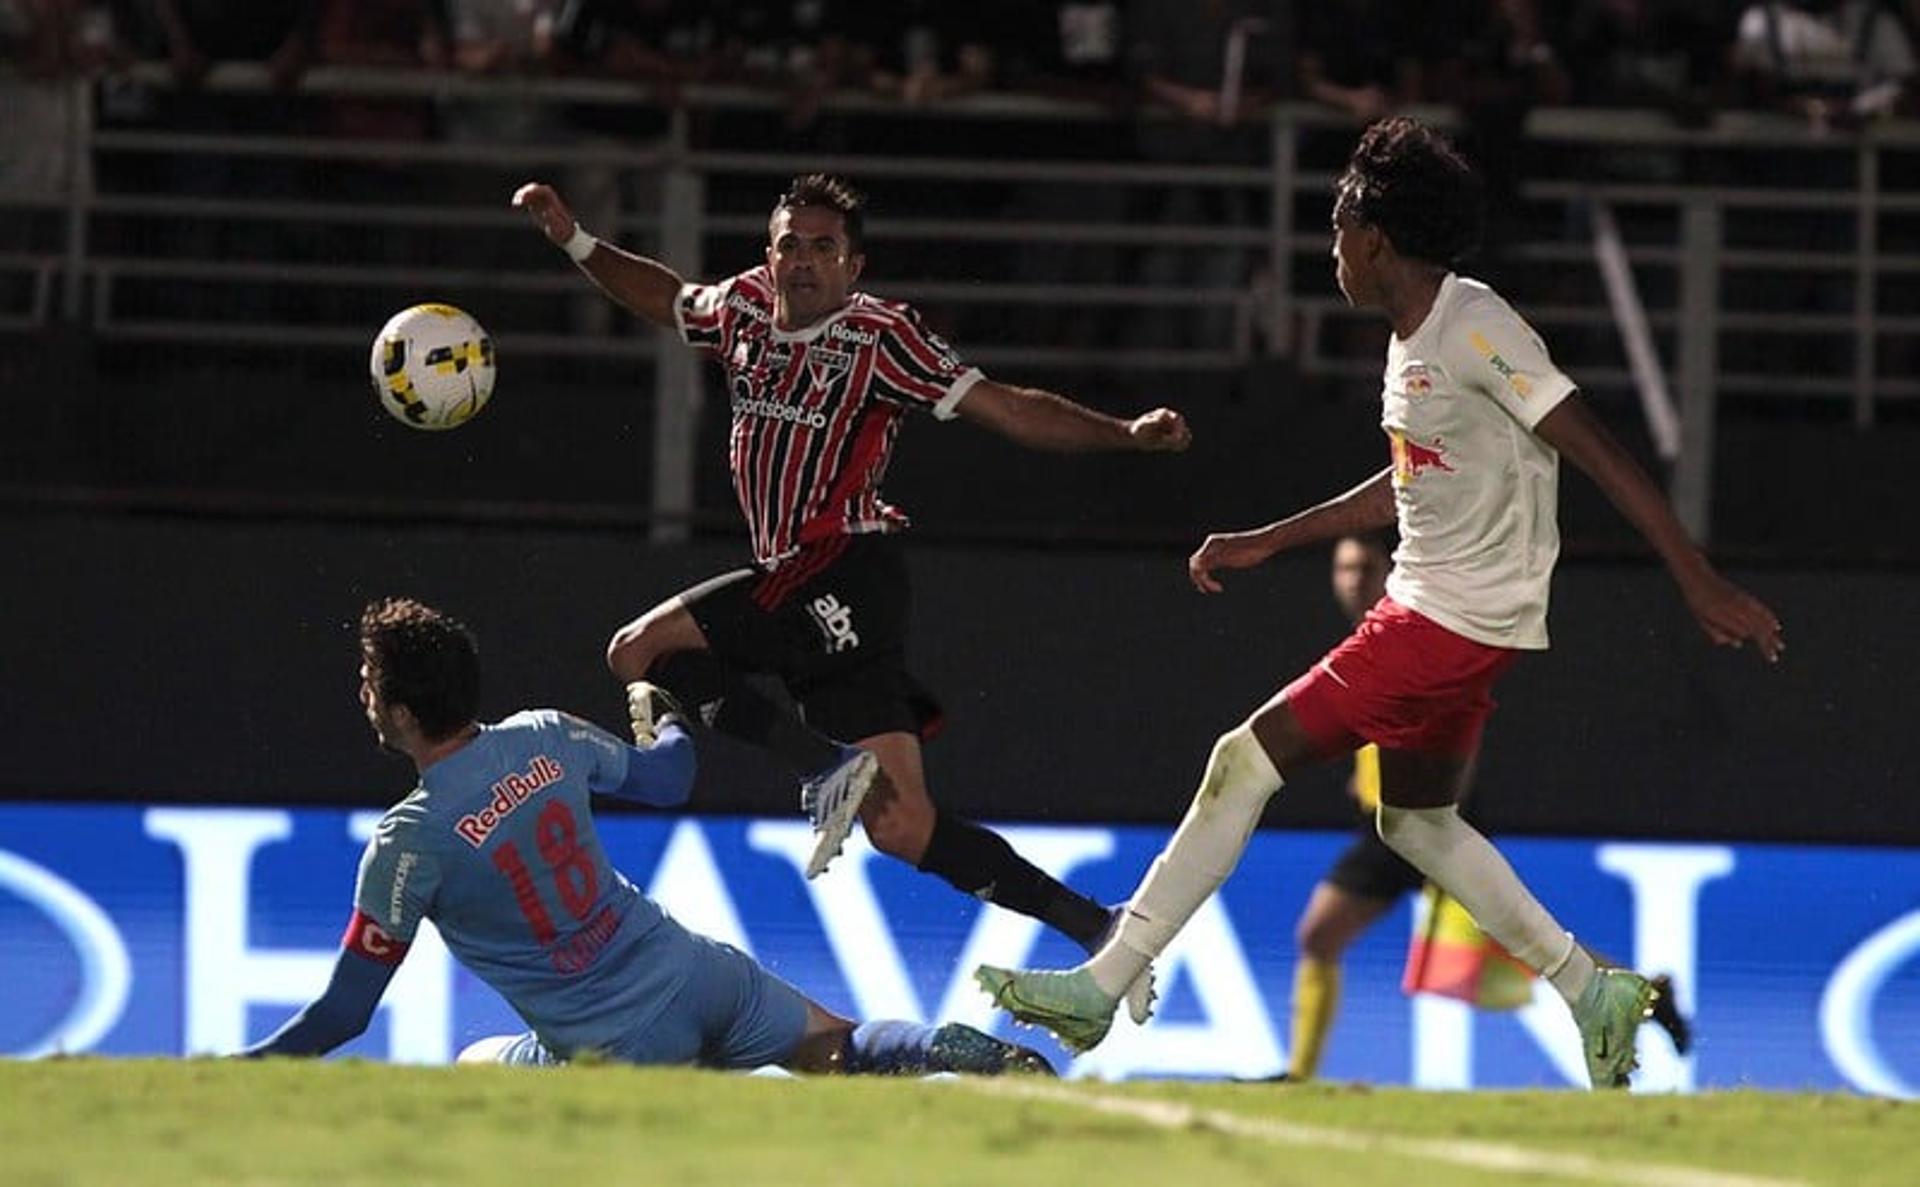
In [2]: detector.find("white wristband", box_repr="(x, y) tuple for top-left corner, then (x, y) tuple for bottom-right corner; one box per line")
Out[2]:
(561, 224), (598, 263)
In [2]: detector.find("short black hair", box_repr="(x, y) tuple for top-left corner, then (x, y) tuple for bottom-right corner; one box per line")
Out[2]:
(359, 597), (479, 742)
(1334, 118), (1484, 268)
(774, 173), (866, 252)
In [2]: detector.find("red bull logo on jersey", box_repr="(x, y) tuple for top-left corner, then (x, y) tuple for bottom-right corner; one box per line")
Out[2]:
(1390, 429), (1455, 485)
(1397, 362), (1434, 399)
(455, 755), (565, 848)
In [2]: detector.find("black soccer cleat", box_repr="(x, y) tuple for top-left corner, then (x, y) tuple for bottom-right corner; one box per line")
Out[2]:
(1647, 974), (1693, 1055)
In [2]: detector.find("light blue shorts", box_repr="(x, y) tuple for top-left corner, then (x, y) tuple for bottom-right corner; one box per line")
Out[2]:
(481, 929), (813, 1070)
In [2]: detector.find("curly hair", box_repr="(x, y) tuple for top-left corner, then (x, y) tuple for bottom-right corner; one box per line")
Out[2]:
(774, 173), (866, 252)
(359, 597), (480, 742)
(1334, 118), (1484, 269)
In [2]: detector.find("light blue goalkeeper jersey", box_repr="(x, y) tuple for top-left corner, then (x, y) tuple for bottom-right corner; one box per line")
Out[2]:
(352, 709), (692, 1059)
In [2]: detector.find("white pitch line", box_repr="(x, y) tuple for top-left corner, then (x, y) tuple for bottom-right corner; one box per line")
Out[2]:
(955, 1078), (1812, 1187)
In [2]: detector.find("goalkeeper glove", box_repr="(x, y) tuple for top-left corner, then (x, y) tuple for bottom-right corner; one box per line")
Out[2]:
(626, 681), (686, 747)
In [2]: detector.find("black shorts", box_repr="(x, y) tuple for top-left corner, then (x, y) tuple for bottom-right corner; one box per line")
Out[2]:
(1325, 821), (1427, 903)
(678, 533), (943, 743)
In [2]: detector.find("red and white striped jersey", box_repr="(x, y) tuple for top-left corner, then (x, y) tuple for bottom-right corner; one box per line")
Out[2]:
(675, 266), (983, 566)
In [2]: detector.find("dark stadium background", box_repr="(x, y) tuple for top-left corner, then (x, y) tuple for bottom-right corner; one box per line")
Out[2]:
(3, 0), (1917, 851)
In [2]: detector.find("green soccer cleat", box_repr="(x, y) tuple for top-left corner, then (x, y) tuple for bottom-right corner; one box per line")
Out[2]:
(925, 1022), (1057, 1077)
(1572, 967), (1658, 1089)
(973, 965), (1119, 1054)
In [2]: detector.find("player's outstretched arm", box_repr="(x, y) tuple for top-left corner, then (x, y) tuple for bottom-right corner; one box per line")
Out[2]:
(238, 948), (398, 1058)
(1533, 393), (1784, 662)
(1189, 468), (1394, 593)
(512, 181), (684, 330)
(604, 723), (698, 808)
(955, 378), (1190, 453)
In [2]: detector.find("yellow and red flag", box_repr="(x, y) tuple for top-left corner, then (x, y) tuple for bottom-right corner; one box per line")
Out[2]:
(1401, 883), (1537, 1011)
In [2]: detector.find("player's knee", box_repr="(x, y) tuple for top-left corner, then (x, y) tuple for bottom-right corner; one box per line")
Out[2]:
(1295, 913), (1343, 961)
(456, 1035), (518, 1064)
(863, 788), (932, 861)
(1197, 724), (1282, 816)
(1375, 802), (1456, 861)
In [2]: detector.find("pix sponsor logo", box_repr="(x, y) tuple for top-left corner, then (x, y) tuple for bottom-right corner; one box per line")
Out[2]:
(455, 755), (565, 848)
(1468, 332), (1533, 397)
(808, 594), (860, 652)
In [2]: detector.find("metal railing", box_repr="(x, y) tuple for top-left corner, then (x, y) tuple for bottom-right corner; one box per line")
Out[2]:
(5, 63), (1918, 541)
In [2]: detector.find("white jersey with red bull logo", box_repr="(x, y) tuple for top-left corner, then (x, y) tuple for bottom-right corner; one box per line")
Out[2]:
(1380, 273), (1575, 649)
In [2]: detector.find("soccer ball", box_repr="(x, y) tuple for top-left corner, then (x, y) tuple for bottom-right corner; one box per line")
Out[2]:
(369, 303), (496, 430)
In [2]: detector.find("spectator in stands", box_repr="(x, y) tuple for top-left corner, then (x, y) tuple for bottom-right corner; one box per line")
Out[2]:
(1423, 0), (1570, 276)
(448, 0), (556, 79)
(443, 0), (562, 144)
(1000, 0), (1134, 108)
(1, 0), (122, 199)
(862, 0), (997, 106)
(1730, 0), (1915, 129)
(1296, 0), (1418, 124)
(719, 0), (860, 127)
(146, 0), (317, 90)
(307, 0), (448, 276)
(1128, 0), (1293, 351)
(549, 0), (721, 99)
(1552, 0), (1731, 119)
(312, 0), (448, 138)
(998, 1), (1135, 348)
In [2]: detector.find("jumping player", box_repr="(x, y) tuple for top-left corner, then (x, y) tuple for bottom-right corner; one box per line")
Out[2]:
(242, 597), (1053, 1078)
(977, 118), (1779, 1089)
(513, 173), (1188, 1023)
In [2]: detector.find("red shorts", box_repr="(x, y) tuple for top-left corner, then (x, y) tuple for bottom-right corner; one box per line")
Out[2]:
(1281, 597), (1519, 758)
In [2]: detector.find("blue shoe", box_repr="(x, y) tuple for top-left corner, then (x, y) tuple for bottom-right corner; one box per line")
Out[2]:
(800, 746), (881, 879)
(974, 965), (1118, 1054)
(1572, 968), (1657, 1089)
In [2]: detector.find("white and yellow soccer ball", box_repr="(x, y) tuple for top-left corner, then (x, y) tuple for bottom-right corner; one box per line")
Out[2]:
(369, 303), (496, 430)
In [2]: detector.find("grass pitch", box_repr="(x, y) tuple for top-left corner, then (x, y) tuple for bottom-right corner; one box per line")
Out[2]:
(2, 1060), (1914, 1187)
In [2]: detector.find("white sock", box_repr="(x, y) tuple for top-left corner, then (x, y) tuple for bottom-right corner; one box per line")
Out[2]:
(1376, 803), (1586, 995)
(1544, 938), (1598, 1004)
(1086, 724), (1283, 997)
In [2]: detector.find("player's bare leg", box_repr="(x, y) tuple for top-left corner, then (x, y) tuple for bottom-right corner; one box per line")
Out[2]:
(846, 730), (1153, 1020)
(609, 597), (870, 802)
